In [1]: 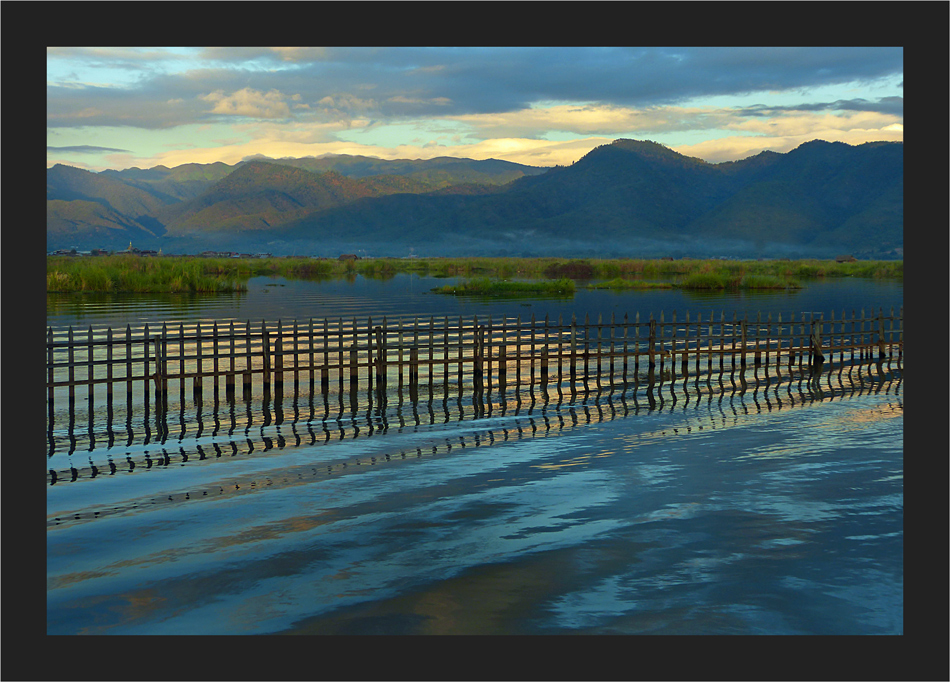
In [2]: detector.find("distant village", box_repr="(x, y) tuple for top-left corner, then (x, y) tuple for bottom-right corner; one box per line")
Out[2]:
(47, 245), (867, 263)
(48, 243), (370, 261)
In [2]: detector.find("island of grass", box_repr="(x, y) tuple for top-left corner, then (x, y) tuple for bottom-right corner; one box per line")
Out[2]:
(587, 278), (675, 290)
(430, 277), (576, 297)
(675, 272), (802, 290)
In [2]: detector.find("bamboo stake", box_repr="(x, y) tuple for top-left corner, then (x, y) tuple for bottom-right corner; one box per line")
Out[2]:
(194, 322), (203, 395)
(125, 324), (133, 402)
(87, 326), (95, 405)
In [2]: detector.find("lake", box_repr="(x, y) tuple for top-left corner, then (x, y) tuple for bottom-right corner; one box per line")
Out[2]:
(46, 273), (903, 635)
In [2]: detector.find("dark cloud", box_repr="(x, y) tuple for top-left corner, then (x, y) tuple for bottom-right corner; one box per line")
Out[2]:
(737, 96), (903, 118)
(47, 47), (904, 129)
(47, 145), (131, 154)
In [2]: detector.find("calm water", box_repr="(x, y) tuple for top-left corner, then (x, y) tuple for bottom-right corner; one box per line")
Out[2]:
(46, 274), (903, 635)
(46, 272), (905, 331)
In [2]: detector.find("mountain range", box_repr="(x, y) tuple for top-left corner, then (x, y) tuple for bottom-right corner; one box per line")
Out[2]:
(46, 139), (903, 259)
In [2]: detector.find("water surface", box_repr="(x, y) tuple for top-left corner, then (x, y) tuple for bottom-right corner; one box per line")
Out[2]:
(46, 274), (903, 635)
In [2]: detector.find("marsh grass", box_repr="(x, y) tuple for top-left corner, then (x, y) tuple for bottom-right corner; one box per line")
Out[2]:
(587, 278), (674, 290)
(47, 254), (900, 293)
(47, 255), (248, 293)
(431, 277), (576, 297)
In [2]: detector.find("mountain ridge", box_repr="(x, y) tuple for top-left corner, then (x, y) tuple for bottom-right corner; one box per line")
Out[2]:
(47, 139), (903, 258)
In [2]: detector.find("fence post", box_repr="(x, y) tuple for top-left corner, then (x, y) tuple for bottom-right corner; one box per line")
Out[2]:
(154, 336), (163, 397)
(125, 324), (133, 403)
(212, 321), (220, 396)
(350, 345), (359, 396)
(648, 315), (656, 368)
(877, 308), (886, 361)
(428, 316), (435, 397)
(595, 313), (604, 388)
(143, 323), (151, 403)
(810, 314), (825, 369)
(87, 326), (95, 407)
(516, 315), (523, 388)
(226, 321), (236, 395)
(409, 346), (419, 389)
(473, 324), (484, 393)
(106, 327), (114, 403)
(244, 320), (253, 399)
(540, 346), (549, 389)
(275, 320), (284, 390)
(753, 313), (761, 367)
(569, 315), (577, 392)
(67, 326), (76, 407)
(443, 316), (450, 388)
(397, 319), (405, 390)
(48, 328), (55, 410)
(740, 318), (747, 371)
(622, 313), (629, 383)
(897, 306), (902, 369)
(367, 317), (374, 397)
(682, 310), (690, 376)
(634, 311), (641, 379)
(161, 323), (169, 396)
(529, 314), (536, 387)
(292, 318), (300, 389)
(262, 321), (271, 394)
(322, 318), (330, 392)
(375, 324), (386, 390)
(669, 310), (676, 379)
(194, 322), (202, 396)
(582, 313), (589, 389)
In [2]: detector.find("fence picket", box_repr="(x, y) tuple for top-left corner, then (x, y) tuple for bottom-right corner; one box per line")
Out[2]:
(45, 308), (904, 421)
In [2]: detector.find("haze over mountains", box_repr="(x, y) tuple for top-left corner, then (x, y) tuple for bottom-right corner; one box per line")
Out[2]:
(47, 139), (903, 259)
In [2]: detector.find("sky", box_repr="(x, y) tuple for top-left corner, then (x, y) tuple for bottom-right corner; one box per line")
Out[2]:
(46, 46), (903, 172)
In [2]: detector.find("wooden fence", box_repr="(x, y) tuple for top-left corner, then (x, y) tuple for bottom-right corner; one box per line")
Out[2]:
(46, 307), (902, 416)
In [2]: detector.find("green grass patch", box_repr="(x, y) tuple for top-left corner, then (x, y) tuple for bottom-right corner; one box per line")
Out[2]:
(587, 278), (674, 290)
(431, 277), (576, 297)
(739, 274), (802, 290)
(47, 254), (248, 293)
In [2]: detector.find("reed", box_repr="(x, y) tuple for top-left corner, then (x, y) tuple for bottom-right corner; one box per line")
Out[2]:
(587, 278), (674, 290)
(431, 277), (576, 297)
(47, 254), (901, 293)
(47, 255), (248, 293)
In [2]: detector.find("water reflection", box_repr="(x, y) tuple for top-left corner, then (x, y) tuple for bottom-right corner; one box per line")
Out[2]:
(47, 274), (904, 338)
(47, 347), (902, 494)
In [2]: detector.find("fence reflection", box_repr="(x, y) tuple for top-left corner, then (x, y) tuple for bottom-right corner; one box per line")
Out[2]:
(48, 344), (902, 486)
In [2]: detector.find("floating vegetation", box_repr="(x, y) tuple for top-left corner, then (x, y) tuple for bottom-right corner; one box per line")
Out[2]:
(587, 278), (674, 291)
(431, 277), (576, 297)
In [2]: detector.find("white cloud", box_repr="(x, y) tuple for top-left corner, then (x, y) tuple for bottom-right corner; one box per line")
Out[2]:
(199, 88), (293, 119)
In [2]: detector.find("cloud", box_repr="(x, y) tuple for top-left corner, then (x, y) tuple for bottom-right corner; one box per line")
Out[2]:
(47, 145), (131, 154)
(47, 47), (903, 168)
(674, 124), (904, 164)
(49, 47), (905, 130)
(738, 96), (903, 118)
(200, 87), (293, 119)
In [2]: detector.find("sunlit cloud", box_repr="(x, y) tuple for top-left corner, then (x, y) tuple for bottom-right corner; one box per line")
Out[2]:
(200, 87), (295, 119)
(673, 125), (905, 165)
(47, 47), (903, 170)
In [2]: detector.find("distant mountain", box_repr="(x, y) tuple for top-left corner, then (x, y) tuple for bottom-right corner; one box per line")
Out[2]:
(158, 160), (438, 234)
(99, 162), (235, 202)
(46, 154), (542, 251)
(274, 139), (902, 258)
(46, 140), (902, 258)
(253, 154), (547, 189)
